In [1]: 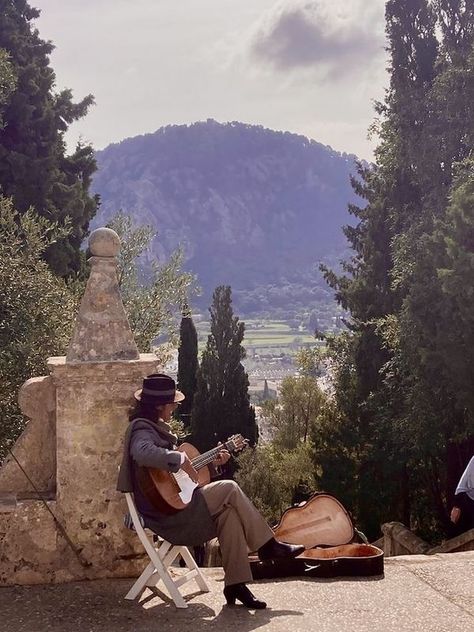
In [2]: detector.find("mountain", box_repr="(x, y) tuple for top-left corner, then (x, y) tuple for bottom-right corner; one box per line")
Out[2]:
(92, 120), (361, 315)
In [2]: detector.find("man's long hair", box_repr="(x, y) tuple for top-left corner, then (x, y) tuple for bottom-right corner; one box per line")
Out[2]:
(129, 399), (164, 422)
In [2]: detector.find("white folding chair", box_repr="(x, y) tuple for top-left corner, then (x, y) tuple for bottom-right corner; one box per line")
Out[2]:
(123, 492), (210, 608)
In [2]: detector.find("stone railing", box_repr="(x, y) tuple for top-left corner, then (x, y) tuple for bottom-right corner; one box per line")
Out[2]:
(382, 521), (474, 557)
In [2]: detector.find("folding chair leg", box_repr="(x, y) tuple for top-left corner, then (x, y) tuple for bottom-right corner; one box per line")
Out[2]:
(125, 561), (155, 600)
(123, 493), (209, 608)
(158, 571), (188, 609)
(179, 546), (210, 593)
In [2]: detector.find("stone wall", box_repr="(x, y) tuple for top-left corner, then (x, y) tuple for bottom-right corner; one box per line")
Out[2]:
(0, 228), (162, 585)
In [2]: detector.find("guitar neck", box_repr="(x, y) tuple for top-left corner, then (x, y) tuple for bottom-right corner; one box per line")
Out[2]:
(191, 441), (232, 471)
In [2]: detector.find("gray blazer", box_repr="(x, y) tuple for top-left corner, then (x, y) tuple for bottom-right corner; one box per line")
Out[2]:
(117, 418), (216, 546)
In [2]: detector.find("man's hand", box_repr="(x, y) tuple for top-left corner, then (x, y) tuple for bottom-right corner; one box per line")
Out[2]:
(181, 453), (199, 483)
(213, 443), (231, 467)
(450, 506), (461, 524)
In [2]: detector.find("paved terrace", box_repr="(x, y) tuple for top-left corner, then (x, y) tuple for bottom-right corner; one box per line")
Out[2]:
(0, 552), (473, 632)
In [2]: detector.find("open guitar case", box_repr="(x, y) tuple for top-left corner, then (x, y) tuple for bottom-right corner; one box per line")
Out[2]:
(249, 492), (384, 579)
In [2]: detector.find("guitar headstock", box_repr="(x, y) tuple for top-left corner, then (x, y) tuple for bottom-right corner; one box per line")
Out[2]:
(226, 434), (249, 453)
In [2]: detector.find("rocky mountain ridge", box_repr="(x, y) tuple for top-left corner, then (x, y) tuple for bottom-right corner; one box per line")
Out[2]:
(92, 120), (361, 314)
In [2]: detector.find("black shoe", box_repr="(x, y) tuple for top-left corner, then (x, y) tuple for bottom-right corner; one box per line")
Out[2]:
(223, 583), (267, 609)
(258, 537), (305, 561)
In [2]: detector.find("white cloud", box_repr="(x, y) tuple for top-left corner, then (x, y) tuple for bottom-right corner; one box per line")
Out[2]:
(248, 0), (385, 79)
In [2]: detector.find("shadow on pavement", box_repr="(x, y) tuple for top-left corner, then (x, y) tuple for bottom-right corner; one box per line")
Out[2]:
(0, 579), (304, 632)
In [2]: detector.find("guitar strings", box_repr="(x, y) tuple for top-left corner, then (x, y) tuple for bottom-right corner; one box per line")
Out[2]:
(192, 446), (224, 469)
(191, 440), (236, 470)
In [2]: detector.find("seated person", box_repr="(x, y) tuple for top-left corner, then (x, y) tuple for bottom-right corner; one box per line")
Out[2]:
(117, 373), (304, 609)
(450, 455), (474, 533)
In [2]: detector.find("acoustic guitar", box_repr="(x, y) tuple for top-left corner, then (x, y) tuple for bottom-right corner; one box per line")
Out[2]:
(138, 434), (248, 514)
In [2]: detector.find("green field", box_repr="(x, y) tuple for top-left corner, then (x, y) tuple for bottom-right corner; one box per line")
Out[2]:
(196, 319), (319, 353)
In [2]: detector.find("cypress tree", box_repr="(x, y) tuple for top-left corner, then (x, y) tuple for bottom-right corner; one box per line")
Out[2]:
(0, 0), (98, 276)
(319, 0), (439, 537)
(176, 305), (199, 428)
(191, 286), (257, 452)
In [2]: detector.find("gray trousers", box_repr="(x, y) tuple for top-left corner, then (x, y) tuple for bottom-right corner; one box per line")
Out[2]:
(200, 480), (273, 586)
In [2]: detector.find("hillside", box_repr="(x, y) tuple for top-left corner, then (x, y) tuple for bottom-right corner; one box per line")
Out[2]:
(92, 120), (361, 315)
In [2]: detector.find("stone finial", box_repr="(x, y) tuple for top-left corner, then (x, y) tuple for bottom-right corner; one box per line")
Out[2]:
(89, 227), (121, 258)
(66, 228), (140, 363)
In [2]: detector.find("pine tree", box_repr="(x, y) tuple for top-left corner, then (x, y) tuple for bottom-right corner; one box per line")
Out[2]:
(176, 305), (199, 428)
(191, 286), (257, 452)
(0, 0), (98, 276)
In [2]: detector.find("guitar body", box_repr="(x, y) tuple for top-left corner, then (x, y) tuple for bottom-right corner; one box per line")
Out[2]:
(138, 443), (211, 514)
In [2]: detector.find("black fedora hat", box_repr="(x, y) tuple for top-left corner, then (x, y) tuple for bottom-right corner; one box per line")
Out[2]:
(134, 373), (185, 404)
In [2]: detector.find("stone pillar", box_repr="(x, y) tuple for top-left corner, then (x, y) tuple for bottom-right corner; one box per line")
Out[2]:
(53, 228), (158, 576)
(49, 355), (157, 577)
(66, 227), (139, 362)
(0, 228), (162, 584)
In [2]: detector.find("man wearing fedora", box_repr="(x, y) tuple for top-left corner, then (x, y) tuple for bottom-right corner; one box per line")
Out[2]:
(118, 373), (304, 609)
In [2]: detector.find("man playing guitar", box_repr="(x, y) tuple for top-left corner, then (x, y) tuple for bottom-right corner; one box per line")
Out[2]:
(118, 373), (304, 609)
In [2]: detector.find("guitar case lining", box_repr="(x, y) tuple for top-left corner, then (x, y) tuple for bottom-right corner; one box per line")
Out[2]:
(250, 493), (384, 579)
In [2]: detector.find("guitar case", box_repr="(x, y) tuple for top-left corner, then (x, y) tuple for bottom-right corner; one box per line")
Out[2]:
(249, 492), (384, 579)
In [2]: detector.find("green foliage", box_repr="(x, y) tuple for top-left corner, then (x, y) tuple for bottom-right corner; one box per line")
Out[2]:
(176, 308), (199, 427)
(168, 415), (186, 439)
(107, 213), (196, 359)
(262, 375), (326, 449)
(236, 374), (325, 523)
(296, 346), (326, 377)
(0, 197), (77, 461)
(0, 48), (16, 127)
(191, 286), (257, 451)
(235, 443), (315, 524)
(436, 160), (474, 415)
(0, 0), (98, 276)
(319, 0), (474, 541)
(233, 272), (341, 319)
(310, 331), (411, 539)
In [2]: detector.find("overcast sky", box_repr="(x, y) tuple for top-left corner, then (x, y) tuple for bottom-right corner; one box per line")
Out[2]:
(33, 0), (388, 160)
